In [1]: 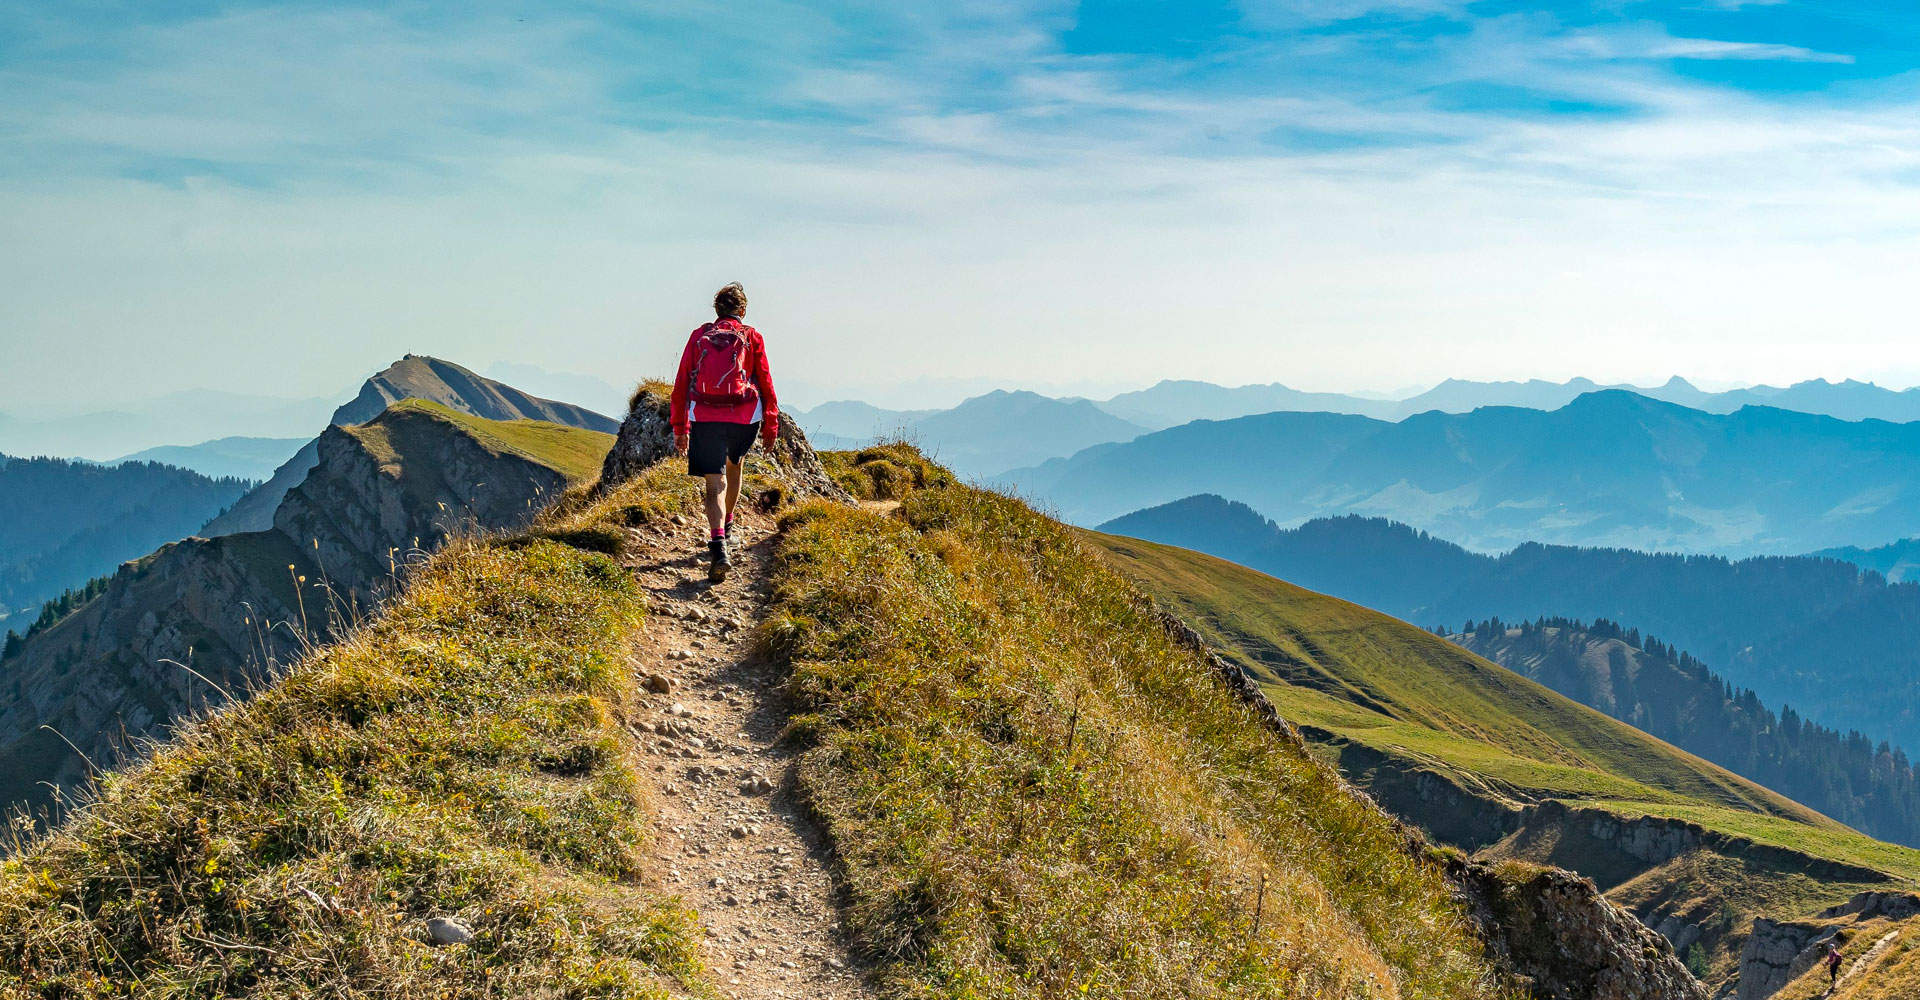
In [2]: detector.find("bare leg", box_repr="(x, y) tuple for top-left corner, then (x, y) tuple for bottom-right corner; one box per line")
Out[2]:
(723, 458), (745, 527)
(703, 474), (726, 535)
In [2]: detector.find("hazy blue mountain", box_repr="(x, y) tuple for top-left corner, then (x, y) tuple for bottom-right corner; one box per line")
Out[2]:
(0, 389), (342, 460)
(792, 400), (939, 442)
(201, 355), (620, 536)
(1390, 376), (1920, 422)
(110, 436), (305, 481)
(1099, 495), (1920, 753)
(1013, 390), (1920, 554)
(0, 455), (252, 619)
(1815, 538), (1920, 582)
(796, 391), (1146, 479)
(909, 390), (1149, 479)
(1096, 379), (1397, 428)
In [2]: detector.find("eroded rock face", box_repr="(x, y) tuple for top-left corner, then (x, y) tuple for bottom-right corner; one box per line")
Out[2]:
(598, 384), (852, 504)
(1737, 918), (1829, 1000)
(1451, 860), (1711, 1000)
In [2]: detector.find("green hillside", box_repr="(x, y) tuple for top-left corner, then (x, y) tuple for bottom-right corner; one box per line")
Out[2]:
(349, 398), (613, 485)
(1084, 531), (1920, 982)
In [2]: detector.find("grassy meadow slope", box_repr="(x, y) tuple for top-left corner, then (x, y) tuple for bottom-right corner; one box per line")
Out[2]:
(1084, 532), (1920, 982)
(772, 451), (1506, 998)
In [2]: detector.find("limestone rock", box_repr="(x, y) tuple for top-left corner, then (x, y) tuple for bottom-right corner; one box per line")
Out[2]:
(426, 916), (474, 946)
(596, 382), (852, 504)
(1448, 859), (1709, 1000)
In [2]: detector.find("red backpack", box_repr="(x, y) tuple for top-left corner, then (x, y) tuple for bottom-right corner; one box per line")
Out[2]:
(688, 323), (758, 407)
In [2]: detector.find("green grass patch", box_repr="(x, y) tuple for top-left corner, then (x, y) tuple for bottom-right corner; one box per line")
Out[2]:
(350, 399), (614, 485)
(767, 472), (1510, 999)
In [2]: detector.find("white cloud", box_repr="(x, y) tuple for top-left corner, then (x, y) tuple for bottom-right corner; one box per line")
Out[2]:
(3, 1), (1920, 414)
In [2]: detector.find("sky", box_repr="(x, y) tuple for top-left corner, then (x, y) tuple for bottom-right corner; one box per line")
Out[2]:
(4, 0), (1920, 412)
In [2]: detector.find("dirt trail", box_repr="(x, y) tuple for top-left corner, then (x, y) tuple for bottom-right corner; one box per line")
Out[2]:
(617, 509), (879, 1000)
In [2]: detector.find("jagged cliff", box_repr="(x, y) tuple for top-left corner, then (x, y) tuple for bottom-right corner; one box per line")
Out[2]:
(201, 355), (616, 536)
(0, 400), (612, 819)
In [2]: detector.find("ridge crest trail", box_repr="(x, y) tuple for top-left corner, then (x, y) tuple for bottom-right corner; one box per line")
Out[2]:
(618, 506), (882, 1000)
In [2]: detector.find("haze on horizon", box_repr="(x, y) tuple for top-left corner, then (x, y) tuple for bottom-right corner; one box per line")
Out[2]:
(5, 1), (1920, 410)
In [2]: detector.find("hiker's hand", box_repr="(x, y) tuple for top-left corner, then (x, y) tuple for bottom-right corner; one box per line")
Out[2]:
(761, 416), (778, 447)
(674, 433), (689, 455)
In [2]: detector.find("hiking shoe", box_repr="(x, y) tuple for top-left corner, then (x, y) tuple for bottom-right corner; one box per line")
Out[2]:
(708, 538), (730, 584)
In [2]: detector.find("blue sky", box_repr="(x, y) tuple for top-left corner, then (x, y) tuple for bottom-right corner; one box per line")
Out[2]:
(4, 0), (1920, 411)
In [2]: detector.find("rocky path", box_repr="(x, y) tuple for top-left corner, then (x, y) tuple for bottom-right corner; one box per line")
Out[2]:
(617, 509), (878, 1000)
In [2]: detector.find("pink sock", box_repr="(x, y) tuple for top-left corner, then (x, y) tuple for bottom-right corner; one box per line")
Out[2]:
(711, 527), (725, 539)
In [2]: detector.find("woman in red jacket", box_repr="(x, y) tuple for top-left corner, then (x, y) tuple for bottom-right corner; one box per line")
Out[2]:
(670, 282), (779, 583)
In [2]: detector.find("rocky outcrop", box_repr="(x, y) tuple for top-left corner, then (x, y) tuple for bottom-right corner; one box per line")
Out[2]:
(1736, 918), (1832, 1000)
(598, 383), (852, 504)
(0, 402), (610, 820)
(205, 355), (616, 536)
(1452, 860), (1710, 1000)
(1732, 894), (1920, 999)
(1818, 891), (1920, 922)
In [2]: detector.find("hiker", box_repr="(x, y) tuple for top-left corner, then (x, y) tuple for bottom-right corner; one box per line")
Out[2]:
(671, 281), (779, 583)
(1826, 939), (1843, 988)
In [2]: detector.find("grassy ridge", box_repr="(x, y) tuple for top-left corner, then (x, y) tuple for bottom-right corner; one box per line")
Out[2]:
(768, 452), (1508, 999)
(0, 526), (701, 997)
(350, 399), (615, 485)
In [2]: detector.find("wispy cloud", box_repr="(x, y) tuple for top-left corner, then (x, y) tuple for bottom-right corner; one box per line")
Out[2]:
(2, 0), (1920, 409)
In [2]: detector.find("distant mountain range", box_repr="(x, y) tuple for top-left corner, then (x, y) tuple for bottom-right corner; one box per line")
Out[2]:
(795, 375), (1920, 489)
(1011, 390), (1920, 555)
(109, 436), (306, 481)
(1814, 537), (1920, 583)
(1100, 494), (1920, 754)
(796, 390), (1148, 479)
(0, 389), (342, 460)
(0, 455), (252, 623)
(201, 355), (619, 536)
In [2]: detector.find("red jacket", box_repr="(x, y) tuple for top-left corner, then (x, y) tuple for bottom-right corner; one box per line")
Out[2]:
(670, 317), (779, 435)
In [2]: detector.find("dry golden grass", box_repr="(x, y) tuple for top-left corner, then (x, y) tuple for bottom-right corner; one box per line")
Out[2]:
(818, 444), (955, 502)
(0, 521), (706, 997)
(765, 455), (1511, 1000)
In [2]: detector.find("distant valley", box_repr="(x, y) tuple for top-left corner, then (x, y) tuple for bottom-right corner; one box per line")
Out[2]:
(0, 455), (252, 624)
(109, 436), (306, 481)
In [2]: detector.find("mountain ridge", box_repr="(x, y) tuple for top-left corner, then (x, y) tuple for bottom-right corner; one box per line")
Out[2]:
(200, 355), (617, 537)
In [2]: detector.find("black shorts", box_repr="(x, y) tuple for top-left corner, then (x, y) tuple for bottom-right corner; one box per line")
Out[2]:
(687, 420), (760, 476)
